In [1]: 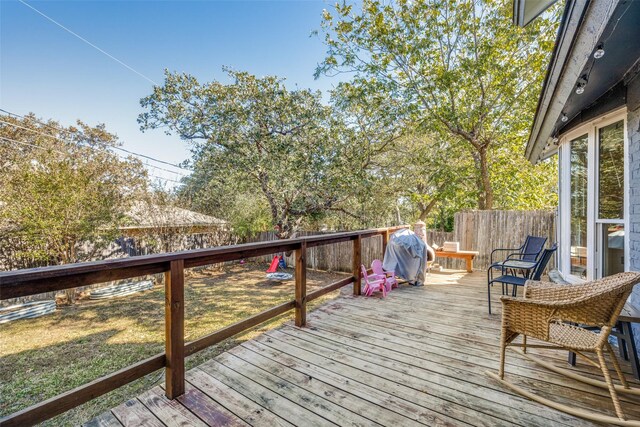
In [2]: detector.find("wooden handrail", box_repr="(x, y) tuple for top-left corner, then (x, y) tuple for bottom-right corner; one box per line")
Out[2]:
(0, 354), (166, 427)
(0, 225), (408, 426)
(0, 227), (407, 300)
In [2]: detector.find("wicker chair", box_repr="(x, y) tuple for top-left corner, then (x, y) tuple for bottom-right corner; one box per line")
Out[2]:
(487, 272), (640, 425)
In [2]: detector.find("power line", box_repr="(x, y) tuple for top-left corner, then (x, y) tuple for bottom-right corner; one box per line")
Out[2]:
(18, 0), (158, 86)
(1, 136), (184, 186)
(0, 109), (192, 172)
(110, 145), (192, 172)
(147, 175), (185, 185)
(0, 136), (67, 155)
(141, 161), (188, 177)
(0, 119), (188, 176)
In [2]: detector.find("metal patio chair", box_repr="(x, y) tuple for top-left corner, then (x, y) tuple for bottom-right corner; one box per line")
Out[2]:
(487, 244), (557, 314)
(489, 235), (547, 277)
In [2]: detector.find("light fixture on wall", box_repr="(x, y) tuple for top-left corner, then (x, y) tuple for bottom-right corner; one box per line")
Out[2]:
(594, 43), (605, 59)
(561, 112), (568, 122)
(575, 75), (588, 95)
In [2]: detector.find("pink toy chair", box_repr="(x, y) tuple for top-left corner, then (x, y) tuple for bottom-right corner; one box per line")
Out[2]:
(372, 259), (397, 291)
(360, 265), (387, 297)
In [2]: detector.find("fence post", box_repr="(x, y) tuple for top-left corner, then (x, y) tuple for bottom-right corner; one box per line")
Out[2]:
(353, 235), (362, 295)
(165, 259), (185, 399)
(295, 242), (307, 327)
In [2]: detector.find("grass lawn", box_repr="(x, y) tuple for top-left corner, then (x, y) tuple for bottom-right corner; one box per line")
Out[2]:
(0, 263), (349, 426)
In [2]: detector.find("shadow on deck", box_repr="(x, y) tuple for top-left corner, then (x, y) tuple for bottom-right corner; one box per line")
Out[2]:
(86, 270), (640, 426)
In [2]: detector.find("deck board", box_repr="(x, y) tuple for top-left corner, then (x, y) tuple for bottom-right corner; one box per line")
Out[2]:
(89, 270), (640, 426)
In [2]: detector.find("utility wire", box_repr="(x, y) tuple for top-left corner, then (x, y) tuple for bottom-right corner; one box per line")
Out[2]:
(147, 175), (184, 185)
(0, 136), (184, 186)
(0, 109), (192, 172)
(18, 0), (158, 86)
(0, 119), (188, 176)
(0, 136), (67, 155)
(110, 145), (192, 172)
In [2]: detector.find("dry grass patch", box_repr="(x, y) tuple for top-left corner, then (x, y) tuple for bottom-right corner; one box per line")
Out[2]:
(0, 263), (349, 426)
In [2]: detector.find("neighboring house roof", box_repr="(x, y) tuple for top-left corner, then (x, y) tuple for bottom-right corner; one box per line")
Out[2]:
(522, 0), (640, 163)
(122, 202), (226, 230)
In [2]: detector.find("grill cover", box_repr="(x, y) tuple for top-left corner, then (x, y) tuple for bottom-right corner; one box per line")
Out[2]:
(382, 229), (432, 285)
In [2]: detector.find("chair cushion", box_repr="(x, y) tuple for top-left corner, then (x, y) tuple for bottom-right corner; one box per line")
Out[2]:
(548, 322), (600, 351)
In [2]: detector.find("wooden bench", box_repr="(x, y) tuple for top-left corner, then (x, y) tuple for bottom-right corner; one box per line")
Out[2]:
(435, 250), (479, 273)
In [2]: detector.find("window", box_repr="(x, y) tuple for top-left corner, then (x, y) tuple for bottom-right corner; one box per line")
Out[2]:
(597, 120), (625, 276)
(558, 111), (627, 281)
(569, 135), (588, 278)
(598, 121), (625, 220)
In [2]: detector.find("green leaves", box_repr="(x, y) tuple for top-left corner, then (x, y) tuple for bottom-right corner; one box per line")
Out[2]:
(140, 69), (360, 238)
(317, 0), (560, 212)
(0, 114), (148, 268)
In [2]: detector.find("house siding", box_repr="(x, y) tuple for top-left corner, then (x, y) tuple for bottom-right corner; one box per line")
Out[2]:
(626, 71), (640, 350)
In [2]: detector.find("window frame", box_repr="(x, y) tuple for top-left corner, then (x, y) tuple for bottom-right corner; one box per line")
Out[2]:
(557, 107), (628, 283)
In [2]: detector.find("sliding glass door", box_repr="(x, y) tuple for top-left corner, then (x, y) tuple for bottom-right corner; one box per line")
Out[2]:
(559, 111), (628, 282)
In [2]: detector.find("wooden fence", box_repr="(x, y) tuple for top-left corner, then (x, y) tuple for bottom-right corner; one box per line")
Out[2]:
(251, 231), (382, 272)
(253, 210), (556, 273)
(451, 210), (556, 270)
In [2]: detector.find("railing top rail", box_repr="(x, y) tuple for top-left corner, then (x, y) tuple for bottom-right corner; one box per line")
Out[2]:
(0, 225), (408, 300)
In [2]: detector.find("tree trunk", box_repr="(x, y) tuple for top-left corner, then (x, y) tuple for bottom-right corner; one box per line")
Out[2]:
(62, 245), (77, 305)
(418, 198), (438, 221)
(473, 146), (493, 210)
(478, 145), (493, 210)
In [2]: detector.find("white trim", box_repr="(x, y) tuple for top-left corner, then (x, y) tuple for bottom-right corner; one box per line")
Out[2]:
(624, 111), (630, 272)
(559, 269), (587, 285)
(557, 108), (629, 280)
(595, 219), (626, 224)
(526, 0), (619, 162)
(587, 124), (596, 280)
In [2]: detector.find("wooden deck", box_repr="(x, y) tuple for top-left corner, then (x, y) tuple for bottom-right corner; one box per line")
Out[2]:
(86, 270), (640, 427)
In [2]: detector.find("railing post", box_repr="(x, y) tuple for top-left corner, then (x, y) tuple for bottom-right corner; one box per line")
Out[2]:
(382, 229), (389, 255)
(295, 242), (307, 327)
(353, 235), (362, 295)
(165, 259), (185, 399)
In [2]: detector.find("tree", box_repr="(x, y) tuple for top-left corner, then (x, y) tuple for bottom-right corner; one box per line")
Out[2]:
(317, 0), (560, 209)
(379, 132), (473, 221)
(139, 68), (360, 238)
(0, 114), (148, 301)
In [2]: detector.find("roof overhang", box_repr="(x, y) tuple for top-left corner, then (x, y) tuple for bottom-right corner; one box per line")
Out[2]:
(524, 0), (620, 163)
(513, 0), (559, 27)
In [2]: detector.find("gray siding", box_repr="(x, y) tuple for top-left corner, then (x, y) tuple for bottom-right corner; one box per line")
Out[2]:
(626, 71), (640, 350)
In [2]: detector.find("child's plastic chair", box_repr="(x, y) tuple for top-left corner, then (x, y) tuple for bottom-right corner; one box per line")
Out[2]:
(360, 265), (387, 297)
(371, 259), (397, 291)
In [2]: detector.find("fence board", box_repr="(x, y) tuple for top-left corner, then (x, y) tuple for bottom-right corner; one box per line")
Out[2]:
(251, 211), (555, 273)
(453, 210), (556, 271)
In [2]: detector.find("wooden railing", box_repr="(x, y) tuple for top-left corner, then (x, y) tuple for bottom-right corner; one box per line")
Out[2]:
(0, 226), (407, 426)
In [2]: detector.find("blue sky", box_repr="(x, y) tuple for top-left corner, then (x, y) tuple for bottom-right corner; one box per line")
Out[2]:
(0, 0), (343, 186)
